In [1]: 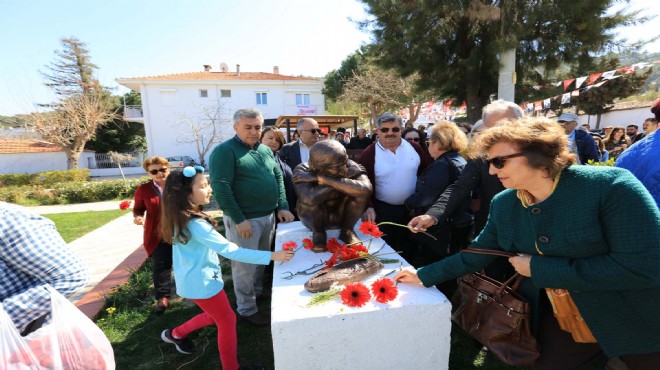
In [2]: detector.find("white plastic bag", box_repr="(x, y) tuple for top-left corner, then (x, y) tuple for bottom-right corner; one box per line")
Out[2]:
(1, 285), (115, 370)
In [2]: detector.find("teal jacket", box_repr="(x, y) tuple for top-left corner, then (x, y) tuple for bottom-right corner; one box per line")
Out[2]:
(209, 137), (288, 223)
(418, 165), (660, 357)
(172, 218), (271, 299)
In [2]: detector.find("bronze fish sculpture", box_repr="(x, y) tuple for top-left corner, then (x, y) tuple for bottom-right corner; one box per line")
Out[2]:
(304, 257), (384, 293)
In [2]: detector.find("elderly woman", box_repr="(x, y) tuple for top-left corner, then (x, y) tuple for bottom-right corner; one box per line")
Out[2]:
(404, 122), (472, 269)
(261, 126), (297, 218)
(396, 117), (660, 370)
(133, 156), (173, 314)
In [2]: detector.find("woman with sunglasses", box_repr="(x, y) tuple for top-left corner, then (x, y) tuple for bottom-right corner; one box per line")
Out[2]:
(402, 126), (430, 157)
(133, 156), (174, 314)
(404, 122), (472, 277)
(396, 117), (660, 370)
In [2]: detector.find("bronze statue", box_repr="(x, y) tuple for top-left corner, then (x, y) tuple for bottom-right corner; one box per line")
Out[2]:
(293, 140), (373, 252)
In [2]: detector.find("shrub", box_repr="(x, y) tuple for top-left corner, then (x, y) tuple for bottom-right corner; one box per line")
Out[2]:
(34, 169), (90, 187)
(0, 173), (35, 187)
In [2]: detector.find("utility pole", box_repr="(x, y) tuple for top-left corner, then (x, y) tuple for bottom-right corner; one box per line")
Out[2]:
(497, 49), (516, 102)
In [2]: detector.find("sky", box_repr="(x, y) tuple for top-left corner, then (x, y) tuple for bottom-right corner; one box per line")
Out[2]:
(1, 0), (659, 117)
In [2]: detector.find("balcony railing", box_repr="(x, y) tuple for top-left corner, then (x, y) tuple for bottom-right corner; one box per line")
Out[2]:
(124, 105), (143, 119)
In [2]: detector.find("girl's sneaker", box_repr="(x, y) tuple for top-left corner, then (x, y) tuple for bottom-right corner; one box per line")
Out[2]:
(161, 329), (196, 354)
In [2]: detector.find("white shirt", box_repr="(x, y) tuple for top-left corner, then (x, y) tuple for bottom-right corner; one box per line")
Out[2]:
(299, 139), (310, 164)
(374, 139), (420, 205)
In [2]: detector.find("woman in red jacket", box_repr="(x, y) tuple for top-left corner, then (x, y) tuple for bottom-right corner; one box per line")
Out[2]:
(133, 156), (172, 314)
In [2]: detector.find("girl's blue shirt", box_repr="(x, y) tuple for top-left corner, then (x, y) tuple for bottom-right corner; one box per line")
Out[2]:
(172, 218), (271, 299)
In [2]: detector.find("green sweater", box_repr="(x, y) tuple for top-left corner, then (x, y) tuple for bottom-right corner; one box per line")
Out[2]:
(417, 165), (660, 357)
(209, 137), (288, 223)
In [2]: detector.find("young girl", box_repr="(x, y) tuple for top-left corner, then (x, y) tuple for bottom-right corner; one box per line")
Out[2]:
(159, 166), (293, 369)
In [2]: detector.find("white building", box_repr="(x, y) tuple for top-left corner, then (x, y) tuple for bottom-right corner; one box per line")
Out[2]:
(116, 65), (325, 164)
(0, 139), (96, 174)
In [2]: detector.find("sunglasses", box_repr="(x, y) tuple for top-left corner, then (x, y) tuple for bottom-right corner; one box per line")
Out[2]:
(148, 168), (168, 175)
(406, 137), (420, 142)
(487, 153), (525, 169)
(301, 128), (322, 134)
(380, 127), (401, 133)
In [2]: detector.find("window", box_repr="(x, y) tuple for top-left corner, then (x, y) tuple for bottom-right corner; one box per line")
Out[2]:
(256, 92), (268, 105)
(220, 89), (231, 98)
(199, 89), (208, 98)
(296, 93), (311, 105)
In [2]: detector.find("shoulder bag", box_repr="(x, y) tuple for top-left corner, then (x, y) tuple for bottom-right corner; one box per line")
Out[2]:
(451, 248), (540, 366)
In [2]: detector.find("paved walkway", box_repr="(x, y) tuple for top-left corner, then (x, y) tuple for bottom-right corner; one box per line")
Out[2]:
(29, 201), (146, 316)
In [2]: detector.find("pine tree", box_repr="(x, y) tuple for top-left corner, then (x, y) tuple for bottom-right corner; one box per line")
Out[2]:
(40, 36), (99, 96)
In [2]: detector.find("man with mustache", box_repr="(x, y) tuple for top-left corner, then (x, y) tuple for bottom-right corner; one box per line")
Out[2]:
(358, 112), (432, 264)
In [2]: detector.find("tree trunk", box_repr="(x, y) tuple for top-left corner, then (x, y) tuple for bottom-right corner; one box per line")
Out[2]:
(465, 84), (488, 124)
(596, 114), (602, 129)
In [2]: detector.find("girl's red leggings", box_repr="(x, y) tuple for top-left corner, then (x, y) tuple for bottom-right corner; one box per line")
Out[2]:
(172, 290), (239, 370)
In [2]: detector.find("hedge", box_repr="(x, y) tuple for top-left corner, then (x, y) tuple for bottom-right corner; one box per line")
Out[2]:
(0, 177), (149, 205)
(0, 169), (90, 188)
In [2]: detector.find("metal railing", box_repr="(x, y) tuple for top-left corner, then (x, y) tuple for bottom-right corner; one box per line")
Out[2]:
(88, 152), (146, 169)
(124, 105), (143, 119)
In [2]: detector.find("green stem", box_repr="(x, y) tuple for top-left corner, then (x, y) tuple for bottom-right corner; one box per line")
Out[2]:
(376, 221), (437, 240)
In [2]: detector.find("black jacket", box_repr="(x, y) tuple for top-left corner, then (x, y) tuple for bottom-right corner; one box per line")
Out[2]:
(278, 140), (302, 172)
(426, 158), (504, 235)
(405, 151), (472, 227)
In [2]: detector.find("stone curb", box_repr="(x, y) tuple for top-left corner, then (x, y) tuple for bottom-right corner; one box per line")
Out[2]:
(75, 246), (148, 320)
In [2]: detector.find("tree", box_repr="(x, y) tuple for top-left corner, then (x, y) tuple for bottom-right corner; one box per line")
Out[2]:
(34, 36), (118, 168)
(339, 64), (433, 128)
(358, 0), (648, 123)
(175, 104), (230, 167)
(32, 93), (117, 169)
(40, 37), (98, 96)
(86, 92), (146, 153)
(323, 47), (369, 101)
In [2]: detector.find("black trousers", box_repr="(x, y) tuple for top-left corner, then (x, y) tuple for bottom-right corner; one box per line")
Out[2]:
(373, 200), (413, 263)
(151, 240), (173, 300)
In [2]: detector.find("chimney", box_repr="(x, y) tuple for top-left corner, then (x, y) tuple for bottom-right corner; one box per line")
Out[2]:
(203, 64), (212, 72)
(236, 64), (240, 77)
(273, 66), (280, 75)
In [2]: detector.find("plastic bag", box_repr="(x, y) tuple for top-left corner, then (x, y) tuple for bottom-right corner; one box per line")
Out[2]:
(1, 285), (116, 369)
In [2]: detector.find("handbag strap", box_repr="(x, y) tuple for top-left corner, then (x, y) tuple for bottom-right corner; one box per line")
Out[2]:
(460, 248), (523, 292)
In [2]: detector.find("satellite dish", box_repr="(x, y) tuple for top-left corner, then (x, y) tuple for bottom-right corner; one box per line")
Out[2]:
(219, 63), (228, 72)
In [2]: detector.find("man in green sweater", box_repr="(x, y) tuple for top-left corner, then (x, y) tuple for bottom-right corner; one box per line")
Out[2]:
(209, 108), (294, 326)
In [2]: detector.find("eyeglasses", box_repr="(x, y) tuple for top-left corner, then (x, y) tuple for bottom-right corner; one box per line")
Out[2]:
(148, 168), (168, 175)
(301, 129), (322, 134)
(379, 127), (401, 133)
(487, 153), (525, 169)
(406, 137), (420, 142)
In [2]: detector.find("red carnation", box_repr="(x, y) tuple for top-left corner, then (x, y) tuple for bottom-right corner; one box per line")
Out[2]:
(119, 200), (131, 210)
(282, 241), (297, 251)
(359, 221), (383, 238)
(340, 282), (371, 307)
(351, 243), (368, 254)
(326, 238), (342, 253)
(371, 278), (399, 303)
(302, 238), (313, 250)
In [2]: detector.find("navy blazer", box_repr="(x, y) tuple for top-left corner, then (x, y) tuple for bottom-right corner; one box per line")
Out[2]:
(278, 140), (302, 172)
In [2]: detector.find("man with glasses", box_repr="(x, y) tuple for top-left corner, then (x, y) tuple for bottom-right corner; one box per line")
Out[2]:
(209, 108), (294, 326)
(555, 112), (599, 165)
(279, 117), (321, 171)
(409, 100), (523, 279)
(358, 112), (432, 263)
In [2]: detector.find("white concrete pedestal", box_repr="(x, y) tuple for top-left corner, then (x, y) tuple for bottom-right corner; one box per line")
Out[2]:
(271, 222), (451, 370)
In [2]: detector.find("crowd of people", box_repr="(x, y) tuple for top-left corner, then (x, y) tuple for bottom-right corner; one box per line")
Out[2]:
(3, 97), (659, 370)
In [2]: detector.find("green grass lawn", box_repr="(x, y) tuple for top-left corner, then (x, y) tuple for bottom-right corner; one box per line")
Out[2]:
(45, 209), (130, 243)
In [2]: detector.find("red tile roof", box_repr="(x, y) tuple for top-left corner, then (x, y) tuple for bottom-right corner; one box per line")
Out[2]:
(117, 71), (320, 82)
(0, 139), (64, 154)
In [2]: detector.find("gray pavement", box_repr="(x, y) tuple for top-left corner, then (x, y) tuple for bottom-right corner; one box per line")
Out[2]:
(29, 202), (144, 302)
